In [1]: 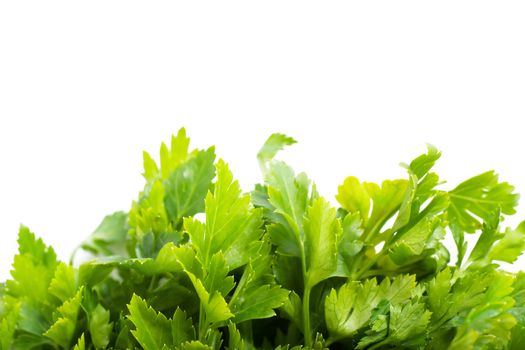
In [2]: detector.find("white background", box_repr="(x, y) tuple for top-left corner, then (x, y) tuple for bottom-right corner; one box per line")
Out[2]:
(1, 2), (525, 280)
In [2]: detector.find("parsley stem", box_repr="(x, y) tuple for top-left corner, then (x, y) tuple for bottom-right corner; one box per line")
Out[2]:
(302, 286), (312, 347)
(198, 303), (207, 341)
(368, 339), (388, 350)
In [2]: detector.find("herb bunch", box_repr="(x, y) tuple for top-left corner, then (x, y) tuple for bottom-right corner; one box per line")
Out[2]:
(1, 129), (524, 349)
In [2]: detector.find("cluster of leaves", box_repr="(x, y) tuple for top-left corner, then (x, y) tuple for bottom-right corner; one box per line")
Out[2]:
(1, 129), (525, 349)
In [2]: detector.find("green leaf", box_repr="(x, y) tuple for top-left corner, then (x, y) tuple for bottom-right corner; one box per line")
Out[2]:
(489, 221), (525, 264)
(426, 267), (454, 326)
(325, 275), (416, 342)
(509, 272), (525, 349)
(204, 253), (236, 299)
(358, 301), (431, 349)
(142, 128), (192, 182)
(426, 266), (517, 348)
(115, 319), (137, 349)
(189, 159), (264, 270)
(164, 147), (216, 222)
(0, 299), (19, 350)
(336, 176), (371, 224)
(281, 291), (304, 332)
(173, 245), (234, 326)
(403, 144), (442, 179)
(391, 173), (418, 232)
(72, 334), (85, 350)
(128, 180), (176, 257)
(6, 226), (58, 303)
(89, 304), (113, 349)
(77, 211), (128, 257)
(128, 294), (173, 350)
(129, 129), (197, 257)
(4, 227), (59, 336)
(48, 262), (76, 303)
(226, 322), (245, 350)
(266, 161), (316, 242)
(386, 301), (431, 345)
(468, 210), (502, 264)
(178, 341), (214, 350)
(335, 212), (364, 276)
(389, 217), (436, 263)
(160, 128), (191, 180)
(303, 197), (340, 288)
(257, 133), (297, 174)
(467, 213), (525, 267)
(229, 241), (289, 323)
(172, 308), (196, 346)
(230, 276), (288, 324)
(43, 289), (82, 348)
(336, 177), (408, 239)
(448, 171), (519, 261)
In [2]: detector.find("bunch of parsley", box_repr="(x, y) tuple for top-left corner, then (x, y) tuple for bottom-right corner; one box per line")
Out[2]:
(1, 129), (524, 350)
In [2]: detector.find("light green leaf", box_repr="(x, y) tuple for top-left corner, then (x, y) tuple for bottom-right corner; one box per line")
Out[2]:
(468, 210), (502, 264)
(357, 301), (431, 349)
(266, 161), (315, 240)
(205, 252), (235, 298)
(0, 299), (19, 350)
(77, 211), (128, 257)
(448, 171), (519, 257)
(143, 150), (159, 181)
(489, 221), (525, 264)
(403, 144), (441, 179)
(6, 226), (58, 303)
(386, 301), (431, 344)
(173, 245), (234, 326)
(336, 177), (407, 239)
(304, 197), (340, 288)
(280, 291), (304, 332)
(391, 173), (418, 232)
(164, 147), (216, 222)
(325, 275), (416, 342)
(43, 290), (82, 348)
(335, 213), (364, 276)
(48, 262), (76, 304)
(509, 272), (525, 349)
(231, 284), (288, 324)
(363, 180), (408, 237)
(426, 267), (454, 325)
(89, 304), (113, 349)
(257, 133), (297, 174)
(172, 308), (196, 346)
(4, 227), (59, 336)
(128, 294), (173, 350)
(72, 334), (85, 350)
(336, 176), (371, 224)
(160, 128), (191, 180)
(226, 322), (245, 350)
(388, 217), (437, 265)
(189, 159), (264, 270)
(178, 341), (214, 350)
(229, 241), (288, 323)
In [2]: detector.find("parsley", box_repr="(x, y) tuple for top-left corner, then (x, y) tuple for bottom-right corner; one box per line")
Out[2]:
(1, 129), (524, 349)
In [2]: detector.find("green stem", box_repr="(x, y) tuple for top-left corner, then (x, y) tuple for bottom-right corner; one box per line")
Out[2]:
(349, 254), (364, 280)
(147, 275), (158, 294)
(368, 339), (388, 350)
(302, 286), (312, 348)
(354, 250), (385, 280)
(198, 303), (207, 341)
